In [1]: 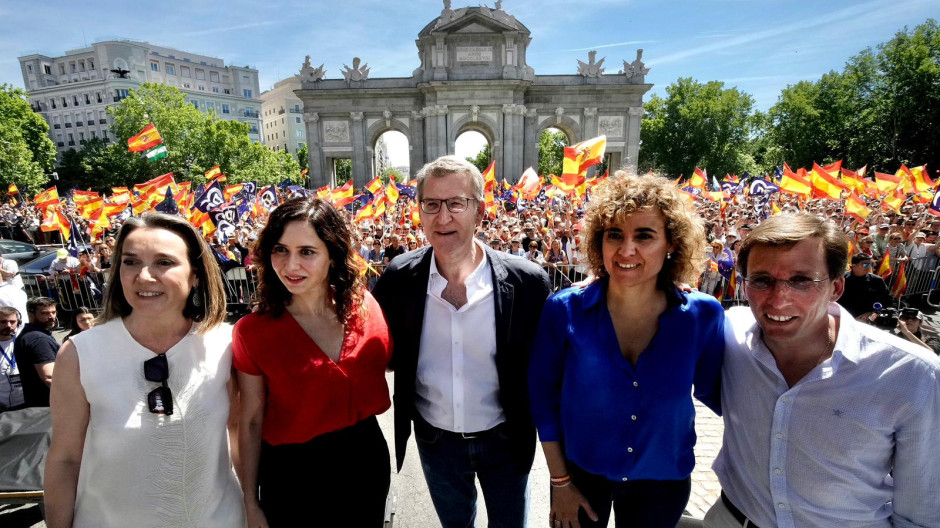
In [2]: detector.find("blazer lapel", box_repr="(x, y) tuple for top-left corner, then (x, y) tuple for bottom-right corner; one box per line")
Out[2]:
(486, 246), (514, 346)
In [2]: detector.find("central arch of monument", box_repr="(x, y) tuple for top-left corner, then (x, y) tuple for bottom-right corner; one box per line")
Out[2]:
(296, 2), (652, 189)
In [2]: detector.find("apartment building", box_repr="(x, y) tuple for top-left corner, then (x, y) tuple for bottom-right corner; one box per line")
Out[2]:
(19, 40), (262, 156)
(260, 76), (305, 155)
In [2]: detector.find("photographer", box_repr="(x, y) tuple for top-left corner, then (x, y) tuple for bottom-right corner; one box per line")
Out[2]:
(896, 308), (940, 355)
(840, 253), (892, 319)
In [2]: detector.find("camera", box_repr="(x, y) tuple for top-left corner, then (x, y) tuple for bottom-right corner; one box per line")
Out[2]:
(869, 303), (899, 330)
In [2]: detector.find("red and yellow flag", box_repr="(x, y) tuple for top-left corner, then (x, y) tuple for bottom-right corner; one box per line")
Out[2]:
(354, 201), (374, 223)
(810, 163), (847, 201)
(562, 136), (606, 178)
(365, 177), (383, 195)
(891, 262), (907, 297)
(127, 123), (163, 153)
(514, 167), (542, 200)
(385, 183), (400, 205)
(331, 180), (355, 208)
(34, 186), (59, 206)
(779, 167), (811, 197)
(687, 167), (708, 190)
(482, 160), (496, 185)
(844, 192), (871, 223)
(877, 252), (892, 280)
(205, 165), (226, 183)
(40, 203), (71, 239)
(875, 172), (902, 196)
(7, 184), (18, 195)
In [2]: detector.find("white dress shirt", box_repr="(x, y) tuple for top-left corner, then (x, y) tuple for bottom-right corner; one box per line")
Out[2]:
(416, 242), (504, 433)
(716, 304), (940, 528)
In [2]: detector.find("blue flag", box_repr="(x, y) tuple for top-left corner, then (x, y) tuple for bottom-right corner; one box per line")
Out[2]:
(194, 181), (225, 213)
(154, 186), (180, 215)
(67, 220), (84, 257)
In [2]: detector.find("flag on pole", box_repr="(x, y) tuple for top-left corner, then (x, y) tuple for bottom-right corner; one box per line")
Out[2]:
(562, 136), (607, 178)
(154, 186), (180, 215)
(877, 252), (892, 280)
(205, 165), (226, 182)
(127, 123), (163, 152)
(891, 262), (907, 297)
(144, 145), (168, 162)
(7, 184), (18, 195)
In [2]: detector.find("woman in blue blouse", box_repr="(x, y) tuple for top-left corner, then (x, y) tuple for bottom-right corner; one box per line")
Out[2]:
(529, 173), (724, 528)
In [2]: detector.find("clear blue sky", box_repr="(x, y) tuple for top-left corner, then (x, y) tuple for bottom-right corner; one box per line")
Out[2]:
(1, 0), (935, 163)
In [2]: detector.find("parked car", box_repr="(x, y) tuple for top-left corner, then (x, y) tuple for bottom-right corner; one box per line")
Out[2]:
(0, 239), (48, 265)
(20, 245), (95, 299)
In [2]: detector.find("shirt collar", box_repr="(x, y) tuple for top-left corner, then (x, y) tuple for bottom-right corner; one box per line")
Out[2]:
(743, 302), (858, 368)
(580, 278), (685, 310)
(428, 239), (492, 295)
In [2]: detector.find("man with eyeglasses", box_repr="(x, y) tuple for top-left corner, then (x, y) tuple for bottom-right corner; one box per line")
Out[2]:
(373, 155), (551, 528)
(705, 213), (940, 528)
(838, 253), (892, 319)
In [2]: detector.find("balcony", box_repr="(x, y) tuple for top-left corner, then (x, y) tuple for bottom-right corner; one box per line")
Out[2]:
(53, 124), (61, 129)
(99, 119), (107, 124)
(64, 123), (72, 128)
(278, 108), (285, 115)
(289, 108), (302, 114)
(243, 110), (259, 118)
(67, 141), (75, 146)
(249, 127), (259, 134)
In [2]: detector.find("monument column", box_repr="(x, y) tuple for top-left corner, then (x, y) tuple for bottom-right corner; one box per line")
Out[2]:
(625, 106), (643, 175)
(304, 112), (327, 189)
(437, 106), (449, 157)
(523, 108), (538, 177)
(350, 111), (367, 187)
(501, 104), (516, 181)
(410, 111), (425, 177)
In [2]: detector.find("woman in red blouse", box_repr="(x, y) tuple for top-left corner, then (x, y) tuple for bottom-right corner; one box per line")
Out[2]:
(234, 197), (392, 528)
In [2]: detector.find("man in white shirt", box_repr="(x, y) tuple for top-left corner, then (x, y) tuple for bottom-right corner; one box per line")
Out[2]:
(0, 306), (24, 411)
(706, 213), (940, 528)
(373, 156), (551, 528)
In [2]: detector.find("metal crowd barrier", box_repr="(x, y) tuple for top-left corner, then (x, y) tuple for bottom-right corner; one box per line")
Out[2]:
(886, 256), (940, 305)
(21, 271), (107, 314)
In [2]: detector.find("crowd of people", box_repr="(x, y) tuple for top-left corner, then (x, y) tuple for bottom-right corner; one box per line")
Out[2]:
(0, 156), (937, 528)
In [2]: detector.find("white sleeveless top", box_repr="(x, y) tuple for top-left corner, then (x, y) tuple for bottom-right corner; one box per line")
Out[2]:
(71, 319), (246, 528)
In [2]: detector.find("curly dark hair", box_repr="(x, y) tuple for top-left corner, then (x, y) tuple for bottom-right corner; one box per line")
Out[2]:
(253, 197), (364, 326)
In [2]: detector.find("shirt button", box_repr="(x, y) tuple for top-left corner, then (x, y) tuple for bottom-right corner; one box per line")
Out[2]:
(631, 415), (637, 421)
(782, 396), (790, 403)
(778, 503), (786, 509)
(633, 382), (639, 387)
(621, 477), (628, 481)
(627, 447), (633, 453)
(775, 433), (782, 439)
(774, 468), (781, 475)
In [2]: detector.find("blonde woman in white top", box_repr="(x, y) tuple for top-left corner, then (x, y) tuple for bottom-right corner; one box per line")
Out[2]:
(44, 213), (246, 528)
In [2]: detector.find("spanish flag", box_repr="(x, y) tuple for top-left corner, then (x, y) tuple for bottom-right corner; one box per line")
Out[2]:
(687, 167), (708, 190)
(330, 180), (355, 208)
(205, 165), (225, 182)
(562, 135), (606, 178)
(550, 173), (584, 195)
(810, 163), (847, 201)
(482, 160), (496, 184)
(365, 177), (383, 195)
(908, 165), (935, 193)
(224, 183), (244, 201)
(72, 190), (100, 203)
(354, 201), (374, 223)
(875, 172), (902, 196)
(779, 167), (811, 197)
(127, 123), (163, 153)
(410, 202), (421, 226)
(7, 184), (18, 195)
(891, 262), (907, 297)
(877, 252), (892, 280)
(514, 167), (542, 200)
(385, 182), (400, 205)
(40, 204), (71, 239)
(844, 192), (871, 223)
(34, 186), (60, 208)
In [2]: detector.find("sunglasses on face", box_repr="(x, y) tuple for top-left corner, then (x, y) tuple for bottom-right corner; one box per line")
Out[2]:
(144, 354), (174, 415)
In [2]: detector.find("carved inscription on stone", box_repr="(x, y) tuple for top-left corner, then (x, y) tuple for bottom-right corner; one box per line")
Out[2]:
(457, 47), (493, 62)
(598, 116), (624, 138)
(323, 121), (350, 143)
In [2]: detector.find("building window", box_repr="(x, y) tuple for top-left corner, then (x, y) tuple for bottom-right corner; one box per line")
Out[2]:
(73, 96), (79, 106)
(71, 63), (77, 72)
(221, 104), (229, 114)
(224, 89), (231, 95)
(206, 102), (215, 111)
(212, 87), (219, 93)
(59, 63), (65, 74)
(209, 71), (219, 83)
(295, 117), (301, 124)
(198, 85), (205, 91)
(281, 117), (285, 124)
(88, 58), (94, 69)
(298, 143), (304, 150)
(79, 60), (85, 72)
(195, 69), (205, 80)
(181, 66), (190, 78)
(84, 94), (90, 104)
(62, 97), (68, 107)
(183, 83), (191, 89)
(150, 61), (159, 71)
(43, 64), (51, 75)
(91, 131), (97, 138)
(296, 130), (303, 137)
(166, 63), (175, 75)
(243, 89), (252, 98)
(96, 92), (102, 103)
(26, 64), (32, 73)
(51, 99), (56, 109)
(191, 100), (199, 109)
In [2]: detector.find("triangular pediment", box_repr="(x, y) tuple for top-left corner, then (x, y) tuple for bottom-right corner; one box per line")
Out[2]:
(419, 7), (529, 37)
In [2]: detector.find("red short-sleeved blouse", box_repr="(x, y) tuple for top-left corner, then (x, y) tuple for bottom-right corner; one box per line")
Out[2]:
(233, 291), (392, 445)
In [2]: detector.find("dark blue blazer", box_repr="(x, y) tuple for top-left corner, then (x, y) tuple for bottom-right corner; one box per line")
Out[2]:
(372, 245), (552, 471)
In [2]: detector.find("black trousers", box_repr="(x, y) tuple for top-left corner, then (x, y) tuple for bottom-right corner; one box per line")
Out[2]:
(258, 416), (391, 527)
(555, 461), (691, 528)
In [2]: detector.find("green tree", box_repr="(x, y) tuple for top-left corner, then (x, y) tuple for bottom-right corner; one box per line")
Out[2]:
(297, 144), (309, 174)
(103, 82), (297, 186)
(639, 78), (758, 179)
(380, 167), (406, 185)
(466, 143), (491, 174)
(0, 84), (56, 192)
(334, 159), (352, 185)
(537, 129), (566, 177)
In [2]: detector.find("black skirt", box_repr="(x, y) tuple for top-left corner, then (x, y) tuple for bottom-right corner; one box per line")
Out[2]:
(258, 415), (391, 527)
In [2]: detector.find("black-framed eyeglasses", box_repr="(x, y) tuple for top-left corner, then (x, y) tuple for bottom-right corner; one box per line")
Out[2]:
(860, 262), (874, 268)
(419, 197), (476, 214)
(144, 354), (174, 415)
(744, 274), (829, 292)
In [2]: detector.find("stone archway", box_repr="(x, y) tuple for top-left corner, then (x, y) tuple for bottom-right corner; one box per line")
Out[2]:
(296, 3), (651, 189)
